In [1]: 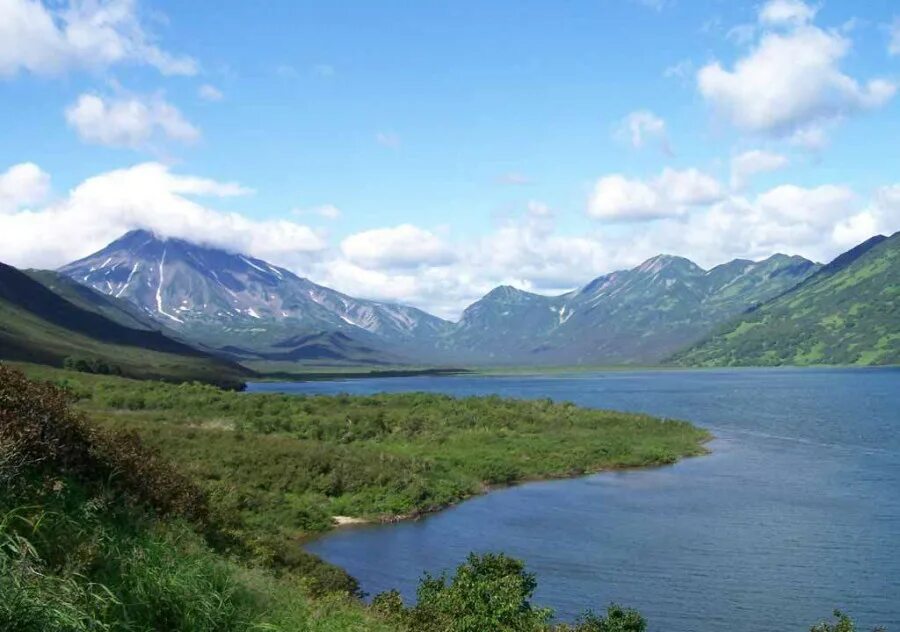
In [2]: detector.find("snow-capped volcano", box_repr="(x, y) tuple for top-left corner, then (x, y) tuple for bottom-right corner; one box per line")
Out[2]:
(59, 230), (452, 355)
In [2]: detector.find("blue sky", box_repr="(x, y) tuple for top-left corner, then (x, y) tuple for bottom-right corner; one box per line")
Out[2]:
(1, 0), (899, 318)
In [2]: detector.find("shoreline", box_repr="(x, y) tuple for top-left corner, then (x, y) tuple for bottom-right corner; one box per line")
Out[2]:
(320, 436), (713, 534)
(247, 363), (900, 387)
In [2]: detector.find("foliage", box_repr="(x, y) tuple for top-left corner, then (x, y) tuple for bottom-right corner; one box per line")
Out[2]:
(0, 364), (208, 524)
(809, 610), (886, 632)
(408, 553), (552, 631)
(19, 364), (709, 543)
(559, 605), (647, 632)
(0, 364), (390, 631)
(63, 356), (123, 376)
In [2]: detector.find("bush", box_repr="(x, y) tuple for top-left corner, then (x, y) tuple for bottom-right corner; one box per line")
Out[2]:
(63, 356), (123, 376)
(406, 552), (552, 632)
(0, 365), (209, 525)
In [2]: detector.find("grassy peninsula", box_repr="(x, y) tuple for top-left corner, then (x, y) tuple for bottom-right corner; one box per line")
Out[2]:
(17, 363), (709, 537)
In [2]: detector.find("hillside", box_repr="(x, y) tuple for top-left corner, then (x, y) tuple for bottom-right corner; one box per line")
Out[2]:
(673, 232), (900, 367)
(440, 254), (819, 364)
(0, 261), (249, 386)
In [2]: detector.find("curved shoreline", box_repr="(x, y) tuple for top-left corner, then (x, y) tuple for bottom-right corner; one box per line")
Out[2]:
(323, 436), (713, 533)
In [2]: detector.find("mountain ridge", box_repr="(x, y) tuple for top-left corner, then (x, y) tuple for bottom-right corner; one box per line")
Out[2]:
(58, 229), (835, 366)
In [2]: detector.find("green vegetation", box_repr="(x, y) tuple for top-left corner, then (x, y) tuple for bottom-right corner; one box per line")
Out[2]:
(19, 363), (709, 539)
(370, 553), (646, 632)
(674, 232), (900, 367)
(0, 364), (393, 631)
(0, 364), (885, 630)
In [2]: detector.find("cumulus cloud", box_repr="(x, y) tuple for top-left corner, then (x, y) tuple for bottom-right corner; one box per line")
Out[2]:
(316, 176), (895, 318)
(730, 150), (789, 189)
(697, 12), (895, 142)
(0, 0), (196, 78)
(340, 224), (455, 270)
(0, 162), (324, 270)
(0, 163), (50, 213)
(2, 163), (895, 320)
(198, 84), (223, 101)
(588, 168), (723, 221)
(616, 110), (670, 153)
(759, 0), (817, 27)
(65, 93), (200, 149)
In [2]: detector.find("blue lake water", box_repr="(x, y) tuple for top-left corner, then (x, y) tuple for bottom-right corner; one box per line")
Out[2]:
(248, 367), (900, 631)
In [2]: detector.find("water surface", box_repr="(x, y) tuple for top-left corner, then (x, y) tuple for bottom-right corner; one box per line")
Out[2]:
(249, 368), (900, 631)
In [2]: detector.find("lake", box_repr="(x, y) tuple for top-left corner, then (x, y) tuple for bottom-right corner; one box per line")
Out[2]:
(248, 367), (900, 631)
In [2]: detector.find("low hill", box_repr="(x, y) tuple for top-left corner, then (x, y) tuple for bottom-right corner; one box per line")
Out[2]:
(673, 232), (900, 367)
(0, 261), (250, 386)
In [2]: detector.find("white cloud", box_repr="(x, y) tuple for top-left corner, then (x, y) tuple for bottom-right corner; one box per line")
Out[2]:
(617, 110), (670, 153)
(340, 224), (456, 270)
(730, 150), (789, 189)
(589, 175), (660, 221)
(588, 168), (723, 221)
(697, 21), (895, 141)
(375, 131), (401, 149)
(0, 162), (325, 270)
(756, 183), (855, 224)
(889, 18), (900, 56)
(65, 93), (200, 149)
(0, 163), (50, 213)
(0, 0), (196, 78)
(2, 164), (895, 320)
(198, 84), (223, 101)
(789, 123), (831, 150)
(759, 0), (817, 27)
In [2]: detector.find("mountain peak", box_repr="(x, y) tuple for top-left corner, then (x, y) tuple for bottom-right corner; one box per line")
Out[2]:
(635, 254), (702, 275)
(484, 285), (528, 299)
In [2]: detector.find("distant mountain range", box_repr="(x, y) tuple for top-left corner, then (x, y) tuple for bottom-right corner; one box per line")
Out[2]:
(1, 228), (895, 372)
(441, 253), (819, 364)
(674, 231), (900, 367)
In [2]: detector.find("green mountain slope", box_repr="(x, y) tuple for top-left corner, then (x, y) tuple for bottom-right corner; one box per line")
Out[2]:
(673, 232), (900, 367)
(440, 253), (819, 365)
(0, 261), (250, 385)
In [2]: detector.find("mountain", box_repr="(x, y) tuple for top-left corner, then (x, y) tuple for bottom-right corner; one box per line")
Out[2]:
(25, 269), (173, 333)
(60, 230), (827, 367)
(439, 253), (820, 364)
(673, 232), (900, 367)
(0, 261), (250, 386)
(60, 230), (452, 364)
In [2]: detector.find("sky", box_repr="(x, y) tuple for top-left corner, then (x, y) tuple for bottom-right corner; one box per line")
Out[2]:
(1, 0), (899, 319)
